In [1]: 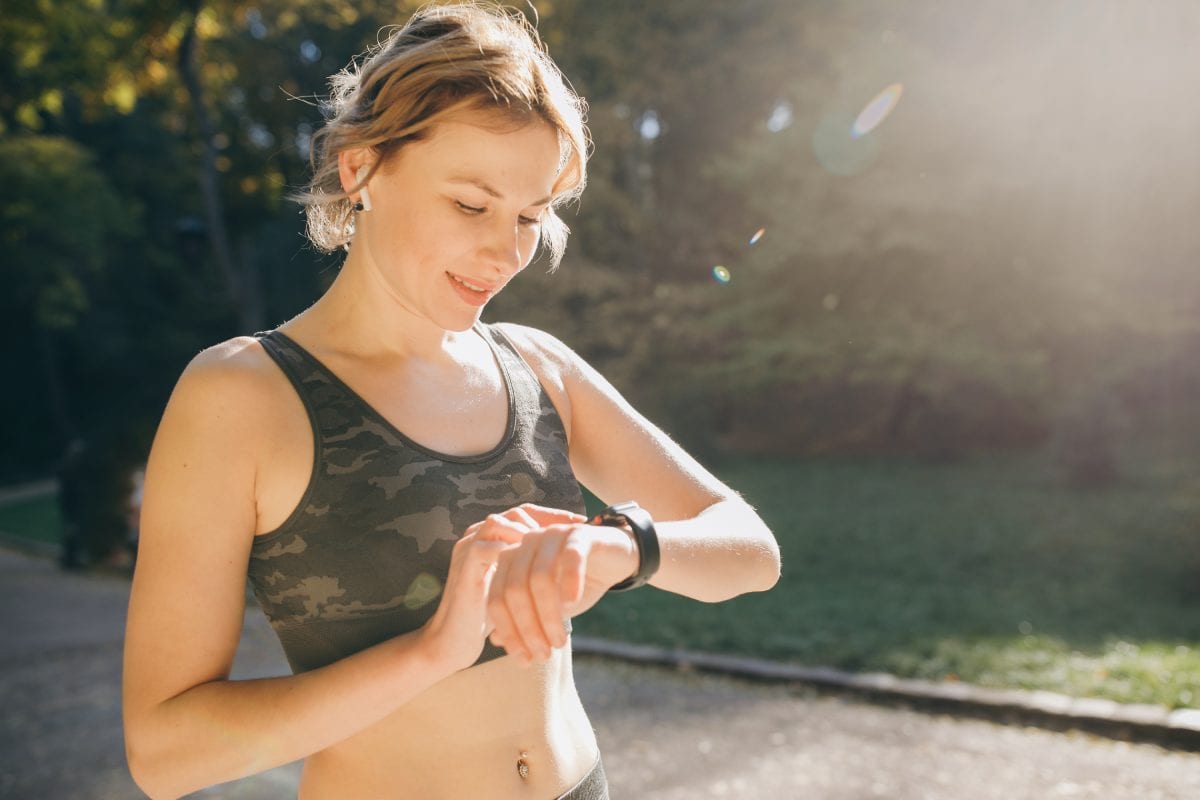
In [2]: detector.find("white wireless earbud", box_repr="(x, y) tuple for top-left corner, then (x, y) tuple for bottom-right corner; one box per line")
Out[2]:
(355, 165), (373, 212)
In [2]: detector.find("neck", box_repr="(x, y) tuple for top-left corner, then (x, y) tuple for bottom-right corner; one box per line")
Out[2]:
(291, 248), (473, 363)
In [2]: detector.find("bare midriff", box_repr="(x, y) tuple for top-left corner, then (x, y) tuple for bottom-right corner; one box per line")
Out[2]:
(296, 647), (599, 800)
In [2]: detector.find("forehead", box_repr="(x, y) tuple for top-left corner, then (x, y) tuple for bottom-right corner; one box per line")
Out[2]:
(394, 110), (562, 198)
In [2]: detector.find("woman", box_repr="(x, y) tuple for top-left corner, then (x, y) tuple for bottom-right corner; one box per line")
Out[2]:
(122, 4), (780, 798)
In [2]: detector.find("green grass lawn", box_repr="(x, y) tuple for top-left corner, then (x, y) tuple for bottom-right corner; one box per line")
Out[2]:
(0, 493), (62, 546)
(4, 445), (1198, 708)
(575, 446), (1200, 709)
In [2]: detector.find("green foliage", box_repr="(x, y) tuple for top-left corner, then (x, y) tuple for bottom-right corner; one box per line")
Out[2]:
(575, 447), (1200, 708)
(3, 1), (1200, 477)
(536, 0), (1200, 459)
(0, 135), (130, 329)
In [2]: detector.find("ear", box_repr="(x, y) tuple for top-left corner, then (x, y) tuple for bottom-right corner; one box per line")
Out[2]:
(336, 148), (376, 196)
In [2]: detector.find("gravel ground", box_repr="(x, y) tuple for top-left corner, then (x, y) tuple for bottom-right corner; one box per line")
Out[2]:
(2, 547), (1199, 799)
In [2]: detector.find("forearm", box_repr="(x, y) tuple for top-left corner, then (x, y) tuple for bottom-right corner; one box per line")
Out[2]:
(648, 499), (781, 602)
(126, 629), (448, 799)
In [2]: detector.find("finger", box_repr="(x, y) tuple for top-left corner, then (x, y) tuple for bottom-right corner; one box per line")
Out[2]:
(498, 535), (551, 663)
(451, 537), (510, 592)
(531, 524), (586, 605)
(475, 513), (527, 544)
(557, 535), (588, 610)
(516, 503), (588, 526)
(486, 552), (519, 654)
(529, 531), (569, 649)
(500, 505), (540, 531)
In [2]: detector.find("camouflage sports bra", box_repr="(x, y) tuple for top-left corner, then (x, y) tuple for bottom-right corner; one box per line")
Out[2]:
(248, 322), (585, 673)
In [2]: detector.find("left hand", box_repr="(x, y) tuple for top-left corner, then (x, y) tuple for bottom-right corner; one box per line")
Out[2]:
(467, 504), (637, 666)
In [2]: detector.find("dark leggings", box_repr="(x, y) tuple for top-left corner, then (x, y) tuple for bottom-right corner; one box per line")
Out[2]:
(557, 755), (608, 800)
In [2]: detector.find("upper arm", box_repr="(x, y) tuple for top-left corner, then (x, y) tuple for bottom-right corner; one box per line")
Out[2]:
(123, 339), (272, 721)
(496, 324), (735, 522)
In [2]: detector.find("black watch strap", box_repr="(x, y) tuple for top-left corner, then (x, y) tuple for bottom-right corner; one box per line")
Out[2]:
(591, 501), (659, 592)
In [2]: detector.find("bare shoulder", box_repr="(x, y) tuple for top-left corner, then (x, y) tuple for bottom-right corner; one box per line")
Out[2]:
(168, 335), (294, 431)
(132, 334), (286, 607)
(179, 335), (280, 397)
(489, 322), (626, 406)
(490, 323), (583, 432)
(495, 322), (735, 516)
(151, 334), (292, 508)
(489, 322), (581, 386)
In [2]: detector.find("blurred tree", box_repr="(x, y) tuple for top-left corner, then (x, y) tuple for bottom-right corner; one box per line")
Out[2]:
(520, 0), (1200, 459)
(2, 0), (1198, 477)
(0, 136), (130, 444)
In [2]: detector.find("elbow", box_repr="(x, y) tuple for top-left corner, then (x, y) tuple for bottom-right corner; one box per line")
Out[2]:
(735, 502), (781, 593)
(126, 740), (169, 800)
(697, 543), (781, 603)
(734, 541), (781, 598)
(126, 722), (184, 800)
(758, 536), (782, 592)
(737, 514), (781, 595)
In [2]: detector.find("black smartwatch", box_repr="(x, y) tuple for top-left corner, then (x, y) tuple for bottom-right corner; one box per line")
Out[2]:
(591, 501), (659, 592)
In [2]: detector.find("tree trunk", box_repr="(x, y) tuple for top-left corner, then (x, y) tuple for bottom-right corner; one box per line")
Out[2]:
(36, 326), (73, 446)
(178, 1), (264, 333)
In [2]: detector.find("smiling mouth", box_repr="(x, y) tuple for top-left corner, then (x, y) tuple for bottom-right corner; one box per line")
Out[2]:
(446, 272), (500, 307)
(448, 273), (492, 294)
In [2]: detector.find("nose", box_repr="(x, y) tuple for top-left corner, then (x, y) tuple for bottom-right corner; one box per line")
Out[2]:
(482, 218), (526, 280)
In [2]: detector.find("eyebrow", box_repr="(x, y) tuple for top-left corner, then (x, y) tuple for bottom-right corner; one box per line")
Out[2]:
(448, 177), (552, 207)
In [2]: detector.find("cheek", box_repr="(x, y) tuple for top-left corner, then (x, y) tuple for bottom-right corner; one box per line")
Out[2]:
(518, 227), (543, 262)
(392, 208), (447, 252)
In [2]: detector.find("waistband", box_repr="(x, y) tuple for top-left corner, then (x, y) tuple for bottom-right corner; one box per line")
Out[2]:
(556, 754), (608, 800)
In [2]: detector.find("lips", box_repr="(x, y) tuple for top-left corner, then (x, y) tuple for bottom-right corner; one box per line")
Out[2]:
(446, 272), (498, 307)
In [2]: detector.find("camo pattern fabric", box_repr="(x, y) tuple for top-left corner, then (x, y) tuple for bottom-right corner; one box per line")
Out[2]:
(248, 323), (586, 673)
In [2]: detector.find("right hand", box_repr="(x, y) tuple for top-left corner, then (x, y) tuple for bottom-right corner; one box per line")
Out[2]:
(417, 505), (585, 673)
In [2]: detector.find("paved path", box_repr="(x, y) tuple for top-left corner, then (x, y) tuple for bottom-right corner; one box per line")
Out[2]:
(2, 547), (1200, 799)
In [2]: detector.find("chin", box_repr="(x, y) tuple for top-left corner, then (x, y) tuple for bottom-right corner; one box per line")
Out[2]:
(439, 309), (485, 333)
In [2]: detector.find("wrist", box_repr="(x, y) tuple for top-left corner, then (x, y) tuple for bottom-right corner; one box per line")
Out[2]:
(591, 501), (660, 592)
(609, 521), (639, 583)
(413, 621), (476, 678)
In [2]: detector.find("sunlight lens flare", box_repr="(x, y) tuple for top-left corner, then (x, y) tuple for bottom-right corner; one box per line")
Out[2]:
(749, 227), (766, 246)
(767, 100), (794, 133)
(712, 265), (732, 284)
(851, 83), (904, 139)
(812, 111), (881, 176)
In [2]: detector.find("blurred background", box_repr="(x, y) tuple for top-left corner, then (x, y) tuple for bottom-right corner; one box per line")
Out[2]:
(1, 0), (1198, 709)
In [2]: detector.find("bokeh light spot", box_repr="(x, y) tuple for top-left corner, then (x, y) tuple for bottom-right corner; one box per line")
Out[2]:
(712, 266), (732, 284)
(638, 109), (661, 140)
(404, 572), (442, 610)
(851, 83), (904, 139)
(766, 101), (793, 133)
(812, 110), (881, 176)
(749, 227), (766, 246)
(300, 40), (322, 65)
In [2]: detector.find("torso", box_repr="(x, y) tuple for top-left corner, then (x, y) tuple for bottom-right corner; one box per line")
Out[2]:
(298, 654), (597, 800)
(240, 321), (595, 799)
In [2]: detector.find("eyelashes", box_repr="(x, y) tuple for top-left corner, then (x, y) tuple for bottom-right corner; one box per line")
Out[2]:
(455, 201), (541, 226)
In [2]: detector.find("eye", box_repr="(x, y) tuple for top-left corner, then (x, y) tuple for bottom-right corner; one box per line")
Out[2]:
(456, 201), (485, 215)
(518, 214), (542, 227)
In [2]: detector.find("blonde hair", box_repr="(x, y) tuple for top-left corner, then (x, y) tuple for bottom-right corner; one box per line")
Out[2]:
(296, 2), (589, 269)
